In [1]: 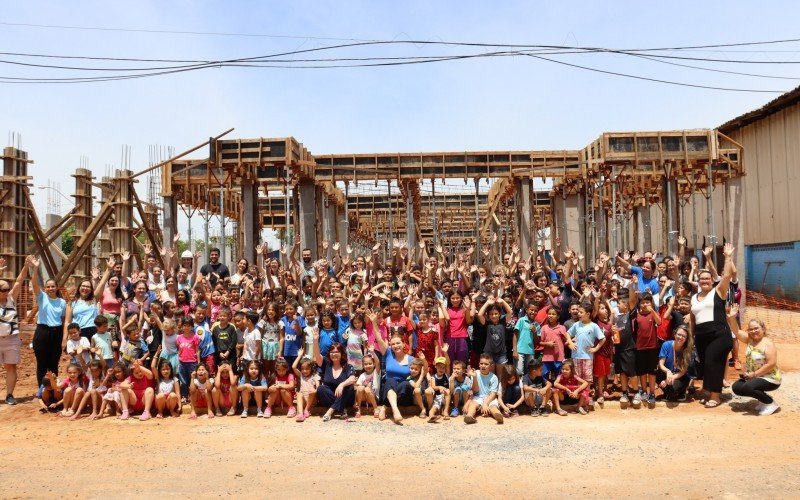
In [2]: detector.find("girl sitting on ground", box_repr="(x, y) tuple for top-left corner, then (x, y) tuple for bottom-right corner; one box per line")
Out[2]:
(189, 363), (215, 419)
(212, 360), (237, 416)
(59, 363), (87, 418)
(99, 363), (127, 418)
(292, 350), (318, 422)
(553, 359), (590, 416)
(354, 349), (380, 418)
(238, 360), (268, 418)
(266, 357), (296, 418)
(152, 348), (181, 418)
(121, 359), (155, 421)
(72, 360), (106, 420)
(499, 364), (524, 417)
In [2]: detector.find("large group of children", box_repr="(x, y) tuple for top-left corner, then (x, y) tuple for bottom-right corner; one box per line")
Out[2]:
(2, 230), (782, 424)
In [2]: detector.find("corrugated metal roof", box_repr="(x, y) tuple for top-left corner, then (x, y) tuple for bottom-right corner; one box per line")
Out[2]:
(718, 85), (800, 133)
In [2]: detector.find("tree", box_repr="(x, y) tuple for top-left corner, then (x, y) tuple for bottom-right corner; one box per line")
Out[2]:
(61, 225), (75, 255)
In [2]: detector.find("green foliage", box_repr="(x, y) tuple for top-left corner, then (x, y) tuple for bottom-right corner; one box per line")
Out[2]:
(61, 225), (75, 255)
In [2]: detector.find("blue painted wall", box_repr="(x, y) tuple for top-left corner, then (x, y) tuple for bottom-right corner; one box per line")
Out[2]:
(746, 241), (800, 300)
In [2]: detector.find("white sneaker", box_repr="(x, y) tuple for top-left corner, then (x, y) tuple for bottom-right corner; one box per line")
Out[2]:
(758, 402), (779, 416)
(754, 401), (766, 412)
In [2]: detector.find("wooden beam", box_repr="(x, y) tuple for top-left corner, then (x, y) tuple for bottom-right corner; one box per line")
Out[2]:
(129, 187), (167, 270)
(131, 128), (234, 180)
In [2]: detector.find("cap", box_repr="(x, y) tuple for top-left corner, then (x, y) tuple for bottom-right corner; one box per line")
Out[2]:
(434, 357), (447, 365)
(181, 250), (193, 259)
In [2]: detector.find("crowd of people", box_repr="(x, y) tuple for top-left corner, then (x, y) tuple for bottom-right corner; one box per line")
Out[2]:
(0, 231), (783, 424)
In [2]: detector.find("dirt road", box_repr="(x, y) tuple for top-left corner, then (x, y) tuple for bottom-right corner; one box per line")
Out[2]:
(1, 328), (798, 498)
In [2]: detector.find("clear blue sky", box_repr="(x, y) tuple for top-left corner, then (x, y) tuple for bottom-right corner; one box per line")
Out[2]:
(2, 1), (799, 248)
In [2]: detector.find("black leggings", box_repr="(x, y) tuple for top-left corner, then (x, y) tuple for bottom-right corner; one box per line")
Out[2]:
(732, 378), (780, 404)
(694, 329), (732, 393)
(656, 371), (689, 400)
(316, 384), (355, 413)
(33, 324), (63, 385)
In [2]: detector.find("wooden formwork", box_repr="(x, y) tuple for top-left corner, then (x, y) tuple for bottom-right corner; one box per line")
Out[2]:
(0, 147), (31, 280)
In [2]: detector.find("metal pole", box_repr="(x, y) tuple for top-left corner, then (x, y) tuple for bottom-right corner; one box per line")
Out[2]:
(474, 178), (481, 259)
(285, 166), (291, 247)
(204, 188), (210, 260)
(611, 168), (617, 251)
(220, 188), (226, 265)
(665, 163), (673, 256)
(431, 179), (438, 247)
(387, 180), (393, 252)
(691, 168), (698, 254)
(707, 162), (717, 264)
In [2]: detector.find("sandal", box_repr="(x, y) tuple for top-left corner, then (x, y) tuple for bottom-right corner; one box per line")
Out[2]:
(704, 400), (721, 408)
(354, 409), (362, 418)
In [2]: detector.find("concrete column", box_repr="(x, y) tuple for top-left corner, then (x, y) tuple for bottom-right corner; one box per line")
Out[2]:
(406, 190), (416, 250)
(162, 195), (178, 255)
(515, 178), (532, 260)
(726, 177), (746, 310)
(558, 192), (585, 255)
(45, 213), (63, 269)
(634, 206), (652, 253)
(72, 168), (93, 276)
(97, 177), (113, 259)
(298, 180), (317, 259)
(241, 181), (259, 263)
(337, 203), (349, 250)
(320, 194), (336, 260)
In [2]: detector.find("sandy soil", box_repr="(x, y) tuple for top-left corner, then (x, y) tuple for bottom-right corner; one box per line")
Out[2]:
(1, 324), (799, 498)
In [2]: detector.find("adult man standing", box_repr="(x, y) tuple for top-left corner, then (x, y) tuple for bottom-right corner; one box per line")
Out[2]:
(200, 248), (230, 287)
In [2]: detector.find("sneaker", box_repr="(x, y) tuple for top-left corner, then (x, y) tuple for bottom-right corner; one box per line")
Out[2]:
(139, 411), (151, 421)
(677, 394), (687, 402)
(287, 407), (297, 418)
(256, 408), (264, 418)
(240, 409), (248, 418)
(578, 406), (588, 415)
(632, 391), (642, 407)
(5, 394), (17, 405)
(596, 396), (604, 406)
(540, 406), (549, 417)
(758, 402), (780, 416)
(531, 407), (540, 417)
(450, 408), (460, 418)
(341, 409), (349, 420)
(511, 409), (520, 417)
(619, 393), (629, 408)
(648, 393), (656, 406)
(303, 410), (310, 419)
(264, 407), (272, 418)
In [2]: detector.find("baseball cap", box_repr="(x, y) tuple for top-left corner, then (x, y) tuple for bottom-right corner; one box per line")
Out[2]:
(434, 357), (447, 365)
(181, 250), (193, 259)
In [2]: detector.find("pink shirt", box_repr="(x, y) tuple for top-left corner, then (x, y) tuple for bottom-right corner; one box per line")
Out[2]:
(100, 288), (122, 315)
(176, 334), (200, 363)
(447, 307), (467, 339)
(540, 323), (567, 362)
(366, 322), (387, 350)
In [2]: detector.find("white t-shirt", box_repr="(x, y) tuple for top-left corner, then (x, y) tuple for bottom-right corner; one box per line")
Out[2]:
(242, 327), (262, 361)
(67, 337), (92, 365)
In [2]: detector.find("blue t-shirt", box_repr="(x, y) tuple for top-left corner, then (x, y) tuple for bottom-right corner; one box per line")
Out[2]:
(658, 340), (690, 379)
(513, 316), (540, 356)
(238, 375), (267, 387)
(281, 315), (306, 357)
(318, 328), (342, 358)
(37, 292), (66, 327)
(195, 320), (216, 358)
(476, 371), (499, 398)
(630, 266), (660, 296)
(336, 314), (350, 338)
(70, 299), (98, 329)
(568, 321), (605, 360)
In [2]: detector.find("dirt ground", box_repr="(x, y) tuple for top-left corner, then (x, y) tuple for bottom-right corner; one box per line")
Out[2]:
(1, 319), (799, 498)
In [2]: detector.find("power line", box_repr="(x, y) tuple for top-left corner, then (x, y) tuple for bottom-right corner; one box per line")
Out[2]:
(0, 38), (792, 91)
